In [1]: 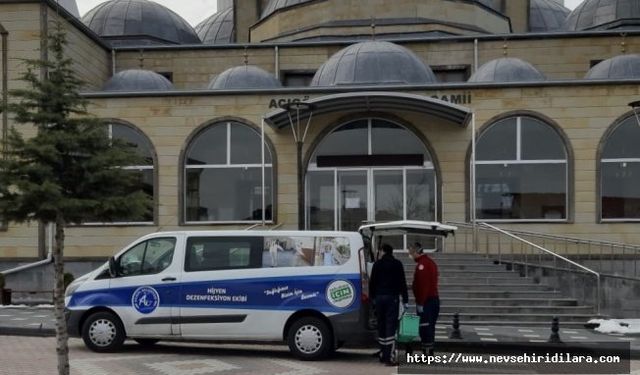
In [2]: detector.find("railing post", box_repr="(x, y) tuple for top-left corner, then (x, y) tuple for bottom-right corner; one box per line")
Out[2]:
(485, 230), (489, 258)
(596, 274), (601, 316)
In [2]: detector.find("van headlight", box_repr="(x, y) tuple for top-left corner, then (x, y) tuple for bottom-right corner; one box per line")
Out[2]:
(65, 281), (81, 297)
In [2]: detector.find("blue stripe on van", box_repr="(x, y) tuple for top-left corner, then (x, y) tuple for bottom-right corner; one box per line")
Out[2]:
(68, 274), (362, 314)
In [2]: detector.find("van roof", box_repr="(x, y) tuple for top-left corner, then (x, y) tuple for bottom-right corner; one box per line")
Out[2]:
(144, 230), (361, 237)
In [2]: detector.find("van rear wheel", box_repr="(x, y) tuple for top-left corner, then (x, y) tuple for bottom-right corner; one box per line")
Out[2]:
(287, 317), (333, 360)
(82, 311), (126, 353)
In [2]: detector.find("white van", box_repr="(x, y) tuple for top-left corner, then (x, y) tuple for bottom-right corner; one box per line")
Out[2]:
(64, 221), (455, 359)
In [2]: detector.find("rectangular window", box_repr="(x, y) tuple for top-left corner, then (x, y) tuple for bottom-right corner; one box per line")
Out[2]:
(281, 70), (315, 87)
(476, 163), (567, 220)
(157, 71), (173, 82)
(185, 237), (262, 272)
(262, 236), (350, 268)
(601, 161), (640, 220)
(431, 65), (470, 83)
(185, 167), (273, 222)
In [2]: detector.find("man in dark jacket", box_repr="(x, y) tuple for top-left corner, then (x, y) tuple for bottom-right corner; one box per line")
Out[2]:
(369, 243), (409, 366)
(409, 242), (440, 356)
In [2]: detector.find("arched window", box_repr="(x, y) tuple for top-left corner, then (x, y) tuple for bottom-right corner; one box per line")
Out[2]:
(88, 122), (155, 223)
(307, 118), (436, 234)
(184, 121), (274, 223)
(600, 115), (640, 220)
(475, 115), (568, 221)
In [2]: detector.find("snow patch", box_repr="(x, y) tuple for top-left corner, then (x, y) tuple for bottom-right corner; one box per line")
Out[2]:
(588, 319), (640, 334)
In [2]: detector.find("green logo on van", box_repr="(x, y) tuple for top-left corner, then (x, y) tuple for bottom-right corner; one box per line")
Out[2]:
(326, 280), (355, 308)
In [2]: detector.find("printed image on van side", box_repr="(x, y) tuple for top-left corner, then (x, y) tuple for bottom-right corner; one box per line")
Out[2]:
(64, 222), (455, 360)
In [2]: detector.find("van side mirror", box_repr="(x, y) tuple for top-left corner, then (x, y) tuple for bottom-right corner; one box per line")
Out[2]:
(108, 257), (119, 278)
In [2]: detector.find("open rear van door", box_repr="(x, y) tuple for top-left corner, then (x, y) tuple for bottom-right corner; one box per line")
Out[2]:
(358, 220), (457, 256)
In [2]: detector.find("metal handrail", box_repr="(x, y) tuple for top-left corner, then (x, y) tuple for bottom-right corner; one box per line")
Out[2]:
(453, 221), (602, 314)
(448, 221), (640, 253)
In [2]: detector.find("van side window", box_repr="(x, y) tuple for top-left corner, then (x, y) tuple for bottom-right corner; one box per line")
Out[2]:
(262, 236), (351, 268)
(185, 237), (261, 272)
(118, 237), (176, 277)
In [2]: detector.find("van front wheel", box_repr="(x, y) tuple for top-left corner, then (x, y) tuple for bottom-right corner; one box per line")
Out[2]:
(81, 311), (126, 353)
(287, 317), (333, 360)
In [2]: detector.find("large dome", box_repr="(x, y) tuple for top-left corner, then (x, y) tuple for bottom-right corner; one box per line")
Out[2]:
(585, 54), (640, 79)
(82, 0), (201, 46)
(565, 0), (640, 31)
(469, 58), (546, 83)
(196, 7), (235, 44)
(208, 66), (282, 90)
(311, 41), (437, 87)
(103, 69), (175, 91)
(529, 0), (570, 32)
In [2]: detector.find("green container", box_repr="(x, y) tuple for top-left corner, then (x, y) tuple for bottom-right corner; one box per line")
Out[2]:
(397, 313), (419, 343)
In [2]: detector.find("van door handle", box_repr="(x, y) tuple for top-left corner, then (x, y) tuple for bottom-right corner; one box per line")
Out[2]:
(162, 277), (177, 282)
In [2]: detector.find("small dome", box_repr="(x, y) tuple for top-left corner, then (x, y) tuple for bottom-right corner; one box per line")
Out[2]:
(529, 0), (570, 32)
(208, 66), (282, 89)
(311, 41), (437, 87)
(565, 0), (640, 31)
(196, 7), (235, 44)
(585, 54), (640, 80)
(469, 58), (546, 83)
(82, 0), (201, 46)
(261, 0), (312, 19)
(103, 69), (174, 91)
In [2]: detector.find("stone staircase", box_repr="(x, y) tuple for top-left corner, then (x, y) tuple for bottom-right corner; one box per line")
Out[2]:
(401, 252), (599, 327)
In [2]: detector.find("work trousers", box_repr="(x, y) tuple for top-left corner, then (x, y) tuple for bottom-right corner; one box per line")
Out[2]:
(419, 296), (440, 353)
(374, 295), (399, 363)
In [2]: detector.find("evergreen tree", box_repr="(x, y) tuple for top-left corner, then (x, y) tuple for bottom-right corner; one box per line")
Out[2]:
(0, 23), (152, 375)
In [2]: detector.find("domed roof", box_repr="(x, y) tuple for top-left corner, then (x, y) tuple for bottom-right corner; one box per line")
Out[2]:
(208, 66), (282, 90)
(82, 0), (201, 46)
(196, 7), (235, 44)
(565, 0), (640, 31)
(261, 0), (313, 19)
(529, 0), (570, 32)
(103, 69), (175, 91)
(585, 54), (640, 79)
(311, 41), (437, 87)
(468, 58), (546, 83)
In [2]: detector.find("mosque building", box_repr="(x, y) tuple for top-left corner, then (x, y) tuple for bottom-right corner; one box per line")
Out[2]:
(0, 0), (639, 289)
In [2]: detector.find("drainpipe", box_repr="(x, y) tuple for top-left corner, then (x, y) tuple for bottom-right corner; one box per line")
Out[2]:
(274, 45), (280, 80)
(1, 223), (54, 275)
(473, 38), (479, 73)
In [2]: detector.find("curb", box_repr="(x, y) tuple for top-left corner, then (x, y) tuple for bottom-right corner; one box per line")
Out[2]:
(0, 325), (56, 337)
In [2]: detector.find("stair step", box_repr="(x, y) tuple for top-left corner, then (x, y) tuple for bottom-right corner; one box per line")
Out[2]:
(434, 320), (591, 328)
(438, 312), (596, 323)
(404, 264), (505, 271)
(426, 271), (519, 277)
(438, 277), (535, 284)
(440, 291), (562, 299)
(438, 284), (551, 291)
(439, 298), (578, 307)
(439, 305), (595, 315)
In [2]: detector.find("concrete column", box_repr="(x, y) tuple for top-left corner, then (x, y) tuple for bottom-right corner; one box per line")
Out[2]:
(234, 0), (260, 43)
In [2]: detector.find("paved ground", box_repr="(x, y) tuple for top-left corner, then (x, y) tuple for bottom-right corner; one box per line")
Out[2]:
(1, 306), (638, 348)
(1, 336), (393, 375)
(0, 336), (639, 375)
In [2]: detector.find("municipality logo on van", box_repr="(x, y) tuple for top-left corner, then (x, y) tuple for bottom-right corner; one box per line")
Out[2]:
(326, 280), (355, 309)
(132, 286), (160, 314)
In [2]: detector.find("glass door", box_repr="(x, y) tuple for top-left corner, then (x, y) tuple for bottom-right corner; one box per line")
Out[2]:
(338, 170), (368, 231)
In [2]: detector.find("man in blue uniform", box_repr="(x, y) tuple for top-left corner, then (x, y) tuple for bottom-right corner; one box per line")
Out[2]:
(369, 243), (409, 366)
